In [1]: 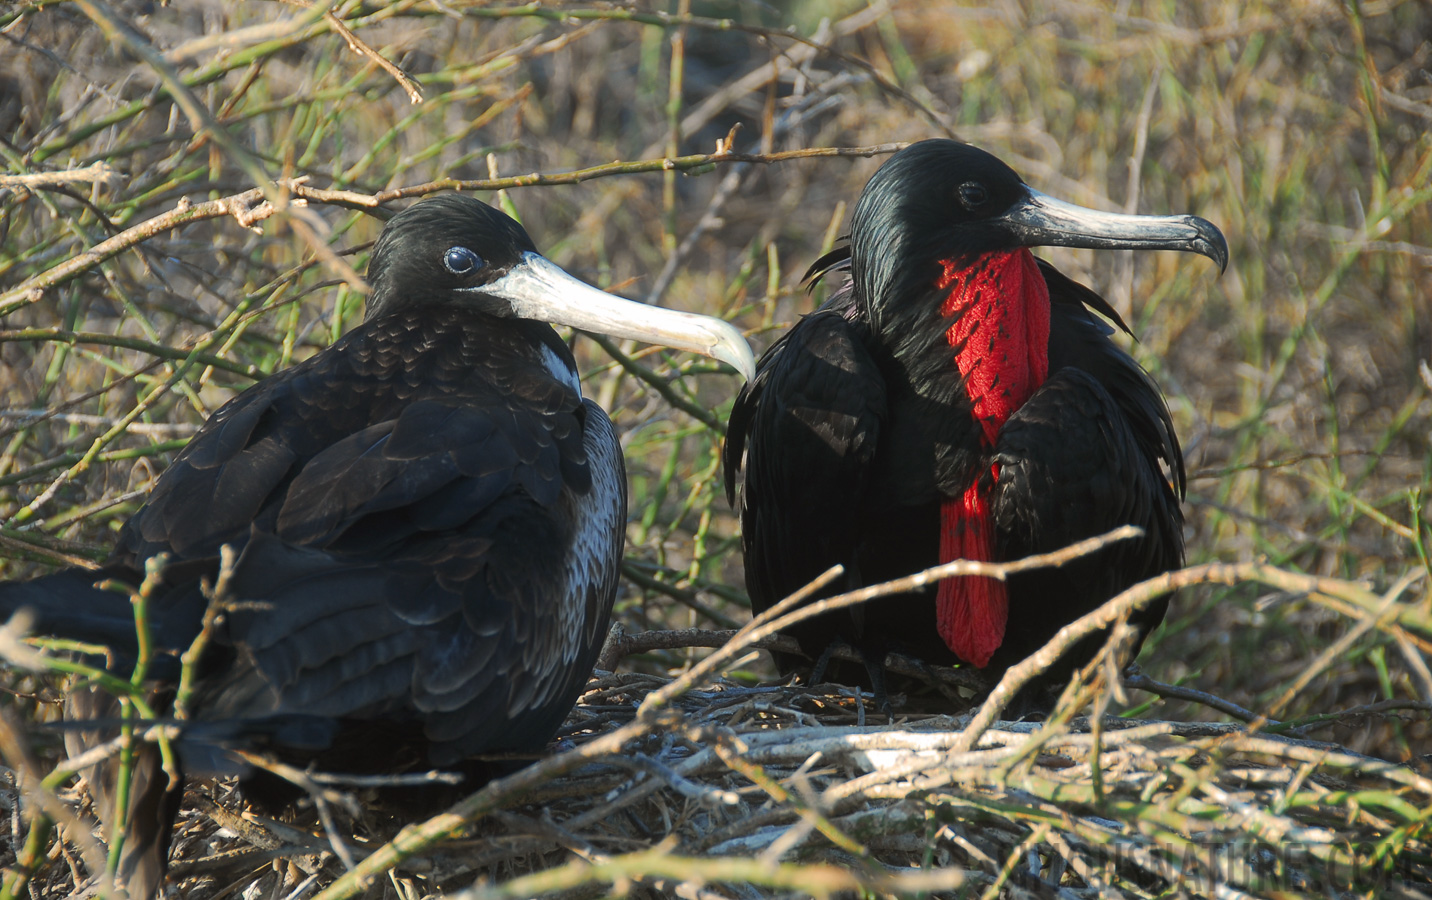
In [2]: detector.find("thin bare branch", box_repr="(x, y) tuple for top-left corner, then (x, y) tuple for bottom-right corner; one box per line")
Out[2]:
(1123, 670), (1269, 724)
(279, 0), (423, 104)
(0, 162), (119, 189)
(0, 145), (901, 316)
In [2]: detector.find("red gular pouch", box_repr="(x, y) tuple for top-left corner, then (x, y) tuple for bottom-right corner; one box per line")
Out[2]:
(934, 248), (1050, 668)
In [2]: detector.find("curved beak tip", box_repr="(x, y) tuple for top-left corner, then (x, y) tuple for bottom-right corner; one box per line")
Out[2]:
(711, 324), (757, 382)
(1191, 215), (1230, 275)
(729, 348), (757, 383)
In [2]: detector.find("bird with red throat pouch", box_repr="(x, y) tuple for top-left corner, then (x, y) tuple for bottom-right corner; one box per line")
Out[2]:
(724, 139), (1227, 712)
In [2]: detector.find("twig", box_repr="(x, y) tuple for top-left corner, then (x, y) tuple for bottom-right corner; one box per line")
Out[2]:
(617, 564), (743, 630)
(0, 329), (260, 378)
(0, 531), (104, 570)
(446, 848), (967, 900)
(1265, 699), (1432, 736)
(306, 562), (846, 900)
(1260, 579), (1410, 722)
(0, 705), (115, 890)
(955, 560), (1264, 753)
(1123, 672), (1270, 725)
(305, 533), (1145, 898)
(0, 162), (119, 188)
(599, 754), (740, 807)
(0, 145), (902, 316)
(0, 409), (201, 437)
(628, 0), (952, 151)
(188, 793), (330, 874)
(595, 625), (989, 695)
(0, 185), (289, 316)
(279, 0), (423, 104)
(305, 769), (464, 788)
(641, 73), (860, 309)
(162, 0), (335, 62)
(641, 527), (1147, 727)
(294, 144), (905, 208)
(67, 0), (372, 298)
(65, 3), (275, 201)
(598, 626), (749, 671)
(231, 750), (362, 871)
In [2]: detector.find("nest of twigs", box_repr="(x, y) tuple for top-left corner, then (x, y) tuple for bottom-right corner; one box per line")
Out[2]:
(6, 560), (1431, 900)
(14, 677), (1432, 900)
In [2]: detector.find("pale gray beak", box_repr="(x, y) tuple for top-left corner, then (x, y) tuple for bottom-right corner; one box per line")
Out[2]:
(477, 252), (756, 381)
(1001, 187), (1228, 273)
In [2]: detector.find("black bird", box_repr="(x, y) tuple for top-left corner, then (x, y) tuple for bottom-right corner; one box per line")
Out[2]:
(724, 140), (1225, 708)
(0, 194), (754, 897)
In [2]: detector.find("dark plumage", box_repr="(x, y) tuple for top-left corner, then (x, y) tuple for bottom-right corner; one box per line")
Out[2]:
(724, 140), (1226, 709)
(0, 194), (753, 897)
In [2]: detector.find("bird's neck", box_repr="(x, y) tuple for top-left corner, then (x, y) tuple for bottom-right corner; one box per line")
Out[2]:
(933, 247), (1051, 667)
(938, 248), (1051, 433)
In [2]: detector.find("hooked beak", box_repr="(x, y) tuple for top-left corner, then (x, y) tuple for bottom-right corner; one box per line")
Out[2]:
(477, 252), (756, 381)
(1001, 187), (1229, 273)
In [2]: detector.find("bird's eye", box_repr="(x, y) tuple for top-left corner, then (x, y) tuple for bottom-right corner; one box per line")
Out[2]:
(443, 246), (484, 276)
(959, 182), (988, 209)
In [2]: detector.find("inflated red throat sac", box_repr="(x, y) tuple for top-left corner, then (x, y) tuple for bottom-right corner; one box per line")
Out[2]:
(934, 248), (1050, 667)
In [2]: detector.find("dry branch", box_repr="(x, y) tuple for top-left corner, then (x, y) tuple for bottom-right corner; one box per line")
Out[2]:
(0, 146), (901, 317)
(0, 162), (119, 189)
(5, 555), (1429, 899)
(294, 539), (1432, 900)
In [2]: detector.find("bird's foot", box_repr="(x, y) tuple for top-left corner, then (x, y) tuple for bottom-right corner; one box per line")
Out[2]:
(806, 640), (846, 688)
(847, 649), (895, 722)
(1000, 680), (1058, 722)
(800, 640), (899, 722)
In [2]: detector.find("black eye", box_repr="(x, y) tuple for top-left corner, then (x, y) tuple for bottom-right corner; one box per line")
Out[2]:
(959, 181), (988, 209)
(443, 246), (483, 275)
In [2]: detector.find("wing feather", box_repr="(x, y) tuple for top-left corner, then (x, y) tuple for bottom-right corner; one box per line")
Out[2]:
(725, 299), (886, 654)
(91, 311), (620, 767)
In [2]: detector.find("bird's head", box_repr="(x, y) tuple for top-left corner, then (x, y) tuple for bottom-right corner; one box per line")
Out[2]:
(848, 140), (1227, 325)
(364, 194), (755, 380)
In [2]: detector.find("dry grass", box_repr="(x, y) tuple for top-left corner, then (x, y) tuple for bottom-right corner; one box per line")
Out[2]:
(0, 0), (1429, 897)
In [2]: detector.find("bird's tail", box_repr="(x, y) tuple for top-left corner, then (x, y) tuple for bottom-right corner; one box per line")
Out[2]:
(0, 562), (211, 674)
(0, 568), (143, 653)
